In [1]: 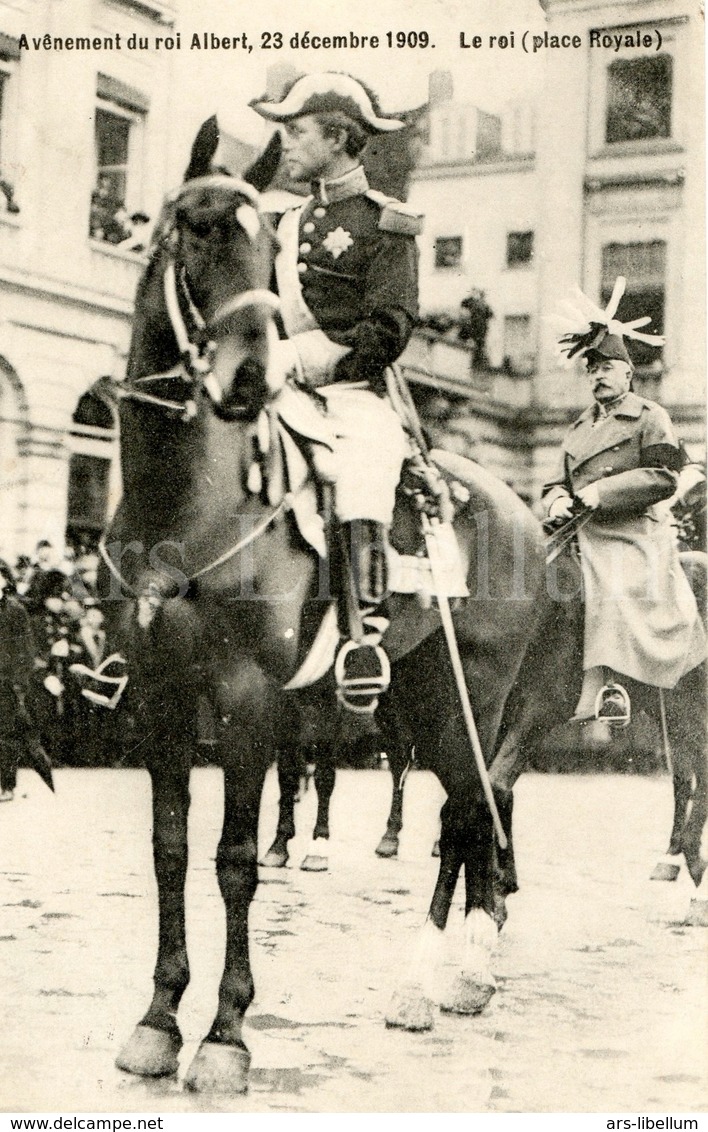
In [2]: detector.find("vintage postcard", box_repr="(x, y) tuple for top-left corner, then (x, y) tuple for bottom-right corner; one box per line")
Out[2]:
(0, 0), (705, 1120)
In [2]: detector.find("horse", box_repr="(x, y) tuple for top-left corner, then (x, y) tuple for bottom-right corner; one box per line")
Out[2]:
(96, 117), (547, 1093)
(485, 540), (707, 920)
(265, 543), (707, 908)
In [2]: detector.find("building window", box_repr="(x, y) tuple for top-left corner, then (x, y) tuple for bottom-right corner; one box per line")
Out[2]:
(67, 454), (111, 546)
(90, 76), (148, 245)
(434, 236), (463, 270)
(503, 315), (534, 376)
(601, 241), (666, 369)
(506, 231), (534, 267)
(605, 56), (672, 144)
(66, 390), (117, 552)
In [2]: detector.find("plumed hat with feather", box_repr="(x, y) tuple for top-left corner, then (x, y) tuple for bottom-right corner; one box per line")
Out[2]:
(550, 276), (665, 370)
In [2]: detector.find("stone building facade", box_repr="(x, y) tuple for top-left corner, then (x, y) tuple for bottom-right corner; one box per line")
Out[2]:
(0, 0), (176, 562)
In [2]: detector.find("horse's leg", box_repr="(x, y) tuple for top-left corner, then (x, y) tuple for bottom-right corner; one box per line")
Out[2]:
(493, 788), (518, 924)
(440, 798), (500, 1015)
(385, 795), (464, 1031)
(259, 747), (300, 868)
(184, 732), (270, 1093)
(650, 772), (691, 881)
(662, 667), (708, 891)
(116, 747), (191, 1077)
(375, 744), (410, 859)
(300, 744), (336, 871)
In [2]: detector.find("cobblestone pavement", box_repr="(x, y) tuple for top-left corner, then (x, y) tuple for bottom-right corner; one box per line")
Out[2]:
(0, 767), (706, 1114)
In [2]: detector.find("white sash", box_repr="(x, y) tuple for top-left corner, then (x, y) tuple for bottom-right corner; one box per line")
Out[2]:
(275, 203), (318, 337)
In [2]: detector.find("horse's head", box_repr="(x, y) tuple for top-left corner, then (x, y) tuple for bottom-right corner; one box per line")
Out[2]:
(130, 116), (282, 423)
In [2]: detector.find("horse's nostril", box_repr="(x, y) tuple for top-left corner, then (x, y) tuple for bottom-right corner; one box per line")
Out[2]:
(235, 357), (266, 386)
(210, 358), (267, 422)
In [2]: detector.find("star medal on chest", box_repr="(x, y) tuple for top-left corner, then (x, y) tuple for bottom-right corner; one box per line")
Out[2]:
(322, 226), (354, 259)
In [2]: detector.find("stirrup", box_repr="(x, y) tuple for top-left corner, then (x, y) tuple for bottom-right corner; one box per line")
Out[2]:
(334, 616), (390, 714)
(595, 682), (631, 727)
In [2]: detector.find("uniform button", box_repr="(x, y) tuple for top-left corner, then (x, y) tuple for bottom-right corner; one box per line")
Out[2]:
(313, 206), (327, 218)
(297, 262), (307, 275)
(303, 221), (315, 234)
(299, 242), (312, 254)
(602, 466), (613, 473)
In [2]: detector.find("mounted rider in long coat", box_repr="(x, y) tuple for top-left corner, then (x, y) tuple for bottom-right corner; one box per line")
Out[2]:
(543, 277), (706, 723)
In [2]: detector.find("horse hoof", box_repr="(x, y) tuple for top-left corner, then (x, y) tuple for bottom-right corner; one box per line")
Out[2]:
(259, 847), (288, 868)
(375, 835), (399, 859)
(385, 983), (435, 1032)
(183, 1040), (251, 1094)
(431, 840), (440, 858)
(440, 974), (496, 1015)
(300, 854), (328, 872)
(685, 899), (708, 927)
(650, 859), (681, 882)
(115, 1024), (181, 1078)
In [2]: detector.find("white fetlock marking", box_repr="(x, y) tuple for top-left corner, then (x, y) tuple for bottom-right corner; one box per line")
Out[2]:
(462, 909), (498, 987)
(404, 918), (445, 997)
(307, 837), (329, 858)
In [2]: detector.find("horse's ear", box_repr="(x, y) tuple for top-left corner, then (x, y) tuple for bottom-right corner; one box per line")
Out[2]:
(184, 115), (220, 181)
(243, 131), (282, 192)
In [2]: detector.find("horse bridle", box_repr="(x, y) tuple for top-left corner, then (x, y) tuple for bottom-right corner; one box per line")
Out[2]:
(113, 174), (281, 422)
(99, 174), (286, 593)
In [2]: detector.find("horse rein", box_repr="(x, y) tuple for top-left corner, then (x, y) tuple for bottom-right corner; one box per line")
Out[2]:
(98, 497), (287, 598)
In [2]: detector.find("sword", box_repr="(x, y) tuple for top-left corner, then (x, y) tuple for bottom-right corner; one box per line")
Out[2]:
(422, 519), (508, 849)
(388, 365), (507, 847)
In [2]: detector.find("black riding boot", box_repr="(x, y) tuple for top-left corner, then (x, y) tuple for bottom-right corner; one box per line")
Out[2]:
(344, 519), (390, 606)
(334, 520), (391, 714)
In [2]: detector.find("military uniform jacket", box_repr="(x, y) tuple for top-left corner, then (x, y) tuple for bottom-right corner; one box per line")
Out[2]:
(266, 165), (420, 389)
(542, 392), (705, 687)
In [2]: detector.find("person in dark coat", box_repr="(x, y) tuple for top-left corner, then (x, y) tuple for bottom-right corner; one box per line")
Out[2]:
(543, 278), (706, 722)
(0, 560), (36, 800)
(21, 541), (67, 640)
(250, 71), (421, 608)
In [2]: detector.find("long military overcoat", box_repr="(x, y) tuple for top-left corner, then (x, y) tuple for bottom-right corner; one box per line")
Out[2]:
(543, 391), (706, 687)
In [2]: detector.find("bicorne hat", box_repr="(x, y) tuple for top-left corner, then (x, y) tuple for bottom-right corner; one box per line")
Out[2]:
(249, 72), (404, 134)
(551, 276), (664, 370)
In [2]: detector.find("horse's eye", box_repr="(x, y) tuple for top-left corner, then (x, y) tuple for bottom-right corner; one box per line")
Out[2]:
(176, 209), (212, 239)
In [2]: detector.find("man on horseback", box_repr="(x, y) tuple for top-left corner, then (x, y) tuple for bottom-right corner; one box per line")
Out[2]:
(544, 278), (706, 723)
(249, 72), (420, 618)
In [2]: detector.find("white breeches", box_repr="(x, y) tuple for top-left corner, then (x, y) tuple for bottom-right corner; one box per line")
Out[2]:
(315, 385), (409, 525)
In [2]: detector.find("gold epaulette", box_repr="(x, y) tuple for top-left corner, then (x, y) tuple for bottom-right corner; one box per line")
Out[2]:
(365, 189), (424, 236)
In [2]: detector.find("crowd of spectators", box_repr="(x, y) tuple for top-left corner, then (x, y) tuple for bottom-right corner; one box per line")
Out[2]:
(0, 540), (122, 797)
(89, 174), (151, 252)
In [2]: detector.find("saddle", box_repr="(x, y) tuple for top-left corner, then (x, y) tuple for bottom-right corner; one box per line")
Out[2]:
(268, 380), (470, 711)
